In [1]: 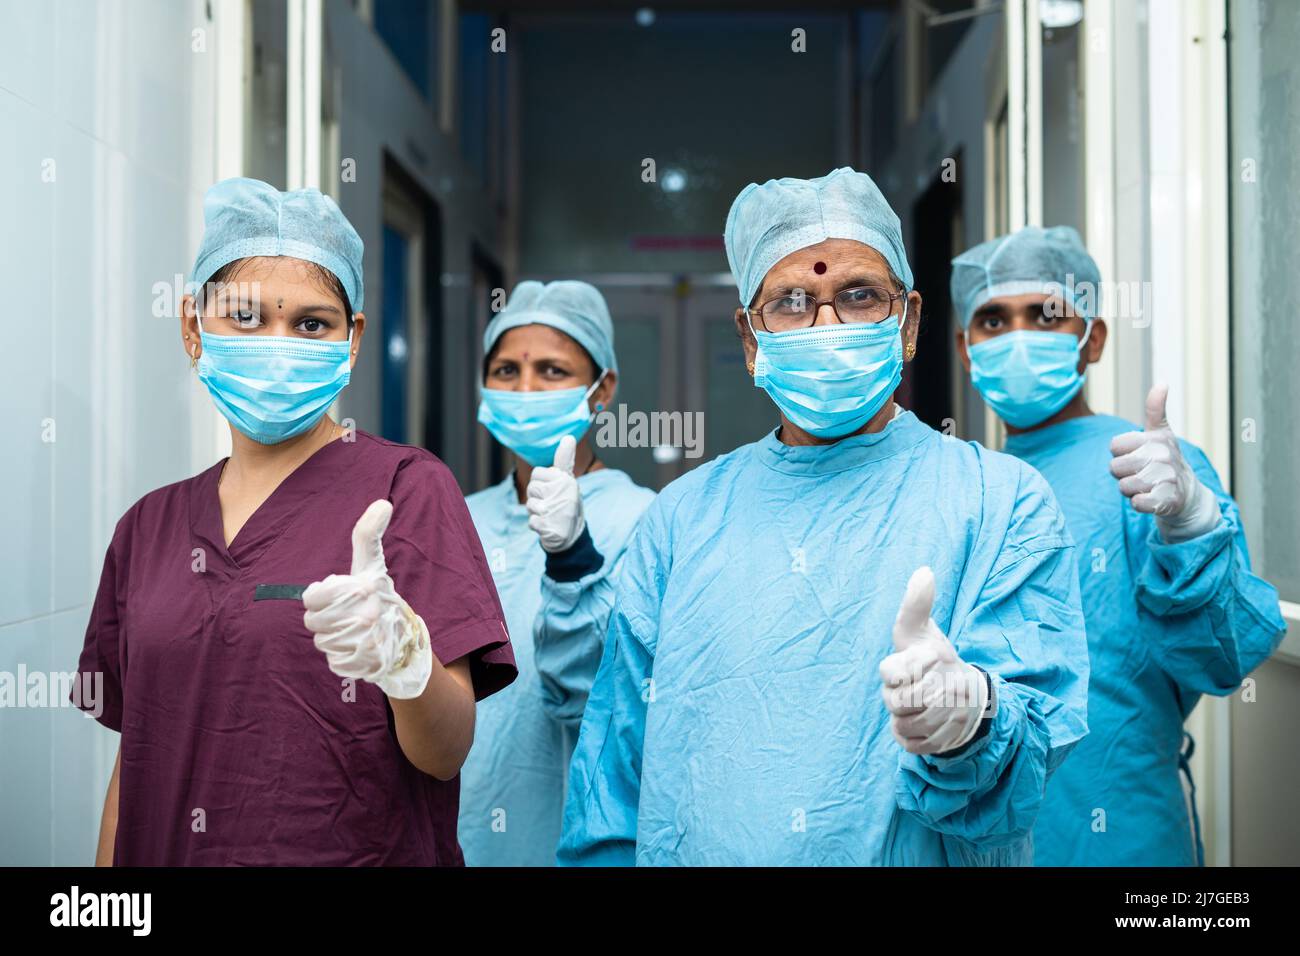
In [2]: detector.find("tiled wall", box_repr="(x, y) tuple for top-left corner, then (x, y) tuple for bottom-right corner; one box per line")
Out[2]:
(0, 0), (219, 864)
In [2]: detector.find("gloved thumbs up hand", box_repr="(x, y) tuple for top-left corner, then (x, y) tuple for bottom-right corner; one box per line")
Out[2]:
(526, 435), (587, 554)
(879, 567), (989, 756)
(1108, 384), (1221, 542)
(302, 499), (433, 699)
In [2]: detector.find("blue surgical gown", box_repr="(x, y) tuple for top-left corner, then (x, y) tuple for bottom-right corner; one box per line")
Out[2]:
(558, 411), (1091, 866)
(1004, 414), (1285, 866)
(459, 468), (656, 866)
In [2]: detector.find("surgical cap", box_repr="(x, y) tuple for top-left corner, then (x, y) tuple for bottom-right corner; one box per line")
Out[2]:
(950, 225), (1101, 328)
(190, 177), (365, 312)
(483, 280), (618, 375)
(723, 167), (914, 308)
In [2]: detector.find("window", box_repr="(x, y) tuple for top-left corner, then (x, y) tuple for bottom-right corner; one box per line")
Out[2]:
(246, 0), (289, 188)
(1228, 0), (1300, 605)
(374, 0), (431, 97)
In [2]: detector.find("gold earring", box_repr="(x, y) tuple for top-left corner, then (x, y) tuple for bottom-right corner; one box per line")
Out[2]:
(189, 345), (199, 371)
(746, 361), (756, 377)
(904, 343), (916, 361)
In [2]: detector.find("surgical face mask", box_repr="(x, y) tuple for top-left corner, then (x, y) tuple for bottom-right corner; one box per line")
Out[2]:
(749, 299), (907, 439)
(966, 325), (1089, 429)
(197, 328), (352, 444)
(477, 372), (606, 467)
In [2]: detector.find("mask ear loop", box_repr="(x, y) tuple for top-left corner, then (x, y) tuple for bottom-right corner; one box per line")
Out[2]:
(585, 368), (609, 412)
(1075, 315), (1094, 353)
(742, 308), (763, 378)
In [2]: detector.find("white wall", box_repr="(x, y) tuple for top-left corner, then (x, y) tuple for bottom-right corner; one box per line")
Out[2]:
(0, 0), (510, 864)
(0, 0), (218, 864)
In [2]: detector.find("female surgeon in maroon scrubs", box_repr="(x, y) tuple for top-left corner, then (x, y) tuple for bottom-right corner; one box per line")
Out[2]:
(72, 177), (515, 865)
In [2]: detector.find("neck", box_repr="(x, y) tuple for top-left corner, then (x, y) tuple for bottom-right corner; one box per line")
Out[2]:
(511, 438), (601, 503)
(1004, 392), (1093, 437)
(224, 416), (341, 487)
(777, 397), (899, 447)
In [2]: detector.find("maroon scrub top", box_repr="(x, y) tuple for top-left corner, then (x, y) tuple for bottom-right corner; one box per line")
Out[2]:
(73, 431), (516, 865)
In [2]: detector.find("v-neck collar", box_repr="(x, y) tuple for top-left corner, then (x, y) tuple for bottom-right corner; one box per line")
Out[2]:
(190, 432), (360, 571)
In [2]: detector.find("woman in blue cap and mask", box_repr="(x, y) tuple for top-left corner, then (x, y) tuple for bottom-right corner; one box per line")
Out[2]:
(70, 177), (515, 866)
(459, 280), (656, 866)
(558, 168), (1090, 866)
(952, 225), (1285, 865)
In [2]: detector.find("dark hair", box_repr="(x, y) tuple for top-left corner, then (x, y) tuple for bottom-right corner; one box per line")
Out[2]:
(198, 257), (354, 326)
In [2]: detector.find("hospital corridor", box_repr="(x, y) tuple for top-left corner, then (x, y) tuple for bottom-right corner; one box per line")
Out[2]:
(0, 0), (1298, 926)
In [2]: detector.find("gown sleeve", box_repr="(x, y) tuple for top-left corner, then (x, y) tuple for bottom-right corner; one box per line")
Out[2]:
(72, 530), (128, 732)
(556, 503), (665, 866)
(1129, 440), (1287, 695)
(533, 551), (623, 729)
(895, 463), (1091, 849)
(386, 456), (517, 700)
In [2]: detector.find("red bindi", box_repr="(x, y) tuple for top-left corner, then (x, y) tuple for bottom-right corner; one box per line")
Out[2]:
(813, 261), (827, 274)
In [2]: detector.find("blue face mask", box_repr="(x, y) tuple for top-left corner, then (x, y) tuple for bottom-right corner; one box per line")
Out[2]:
(967, 326), (1089, 429)
(197, 329), (352, 444)
(477, 373), (605, 467)
(749, 300), (906, 439)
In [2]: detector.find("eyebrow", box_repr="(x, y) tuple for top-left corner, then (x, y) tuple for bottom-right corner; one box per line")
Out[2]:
(491, 353), (575, 366)
(211, 295), (344, 317)
(767, 275), (889, 296)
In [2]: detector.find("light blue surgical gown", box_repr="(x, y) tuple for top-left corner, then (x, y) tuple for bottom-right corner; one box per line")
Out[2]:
(459, 468), (656, 866)
(1004, 414), (1285, 866)
(558, 410), (1091, 866)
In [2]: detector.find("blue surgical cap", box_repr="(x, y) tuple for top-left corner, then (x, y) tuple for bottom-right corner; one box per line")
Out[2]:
(190, 177), (365, 312)
(723, 167), (914, 308)
(950, 225), (1101, 328)
(483, 280), (618, 375)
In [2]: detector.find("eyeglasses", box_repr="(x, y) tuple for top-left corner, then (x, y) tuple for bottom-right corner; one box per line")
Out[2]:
(748, 285), (908, 333)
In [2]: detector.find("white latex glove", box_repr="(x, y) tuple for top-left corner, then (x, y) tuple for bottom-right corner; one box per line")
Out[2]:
(526, 435), (587, 554)
(1109, 384), (1221, 543)
(302, 500), (433, 699)
(879, 567), (989, 756)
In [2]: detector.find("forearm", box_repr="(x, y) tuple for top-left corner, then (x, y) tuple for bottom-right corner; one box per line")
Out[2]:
(1138, 516), (1286, 691)
(95, 746), (121, 866)
(536, 575), (615, 725)
(390, 656), (476, 780)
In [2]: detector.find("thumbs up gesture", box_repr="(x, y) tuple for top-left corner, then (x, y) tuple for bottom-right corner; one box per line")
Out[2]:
(879, 567), (989, 756)
(1109, 384), (1220, 542)
(302, 500), (433, 699)
(526, 435), (587, 553)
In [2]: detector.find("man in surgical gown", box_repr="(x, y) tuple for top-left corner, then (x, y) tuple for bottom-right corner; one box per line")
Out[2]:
(557, 169), (1091, 866)
(951, 225), (1286, 865)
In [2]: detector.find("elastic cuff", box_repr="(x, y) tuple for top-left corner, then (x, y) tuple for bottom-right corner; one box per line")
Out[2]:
(544, 526), (604, 582)
(945, 667), (996, 757)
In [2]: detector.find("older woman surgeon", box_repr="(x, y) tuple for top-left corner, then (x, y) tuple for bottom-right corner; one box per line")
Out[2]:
(558, 168), (1090, 866)
(72, 177), (515, 866)
(458, 281), (656, 866)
